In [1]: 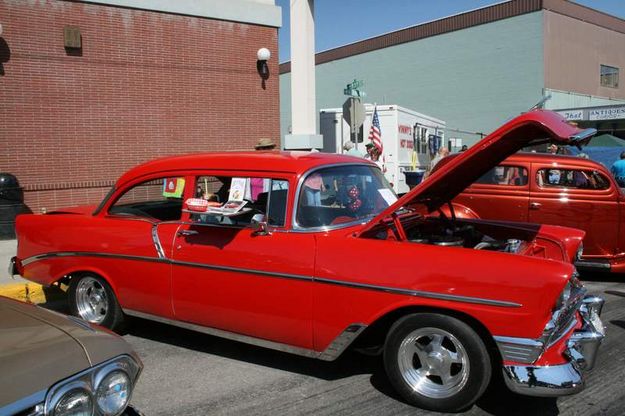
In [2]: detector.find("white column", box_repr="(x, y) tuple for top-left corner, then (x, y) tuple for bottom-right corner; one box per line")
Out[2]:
(284, 0), (323, 150)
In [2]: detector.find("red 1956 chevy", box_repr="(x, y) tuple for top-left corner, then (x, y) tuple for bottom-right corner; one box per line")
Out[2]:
(437, 151), (625, 273)
(11, 111), (605, 412)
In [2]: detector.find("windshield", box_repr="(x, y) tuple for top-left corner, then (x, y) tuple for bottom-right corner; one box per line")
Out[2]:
(295, 165), (398, 229)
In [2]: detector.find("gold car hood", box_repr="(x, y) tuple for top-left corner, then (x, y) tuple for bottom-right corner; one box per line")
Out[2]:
(0, 297), (133, 408)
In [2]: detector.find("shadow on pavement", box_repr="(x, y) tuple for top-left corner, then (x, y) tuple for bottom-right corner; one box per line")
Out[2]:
(124, 315), (381, 381)
(476, 383), (559, 416)
(578, 270), (625, 283)
(125, 316), (561, 415)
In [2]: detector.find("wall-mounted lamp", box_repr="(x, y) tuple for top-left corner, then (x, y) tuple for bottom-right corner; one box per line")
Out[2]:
(257, 47), (271, 78)
(0, 24), (3, 37)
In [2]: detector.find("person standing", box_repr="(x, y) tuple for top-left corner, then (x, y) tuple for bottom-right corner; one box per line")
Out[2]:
(611, 151), (625, 187)
(429, 147), (450, 171)
(343, 141), (364, 157)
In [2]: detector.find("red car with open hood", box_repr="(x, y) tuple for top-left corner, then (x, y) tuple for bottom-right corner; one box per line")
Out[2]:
(434, 151), (625, 273)
(11, 110), (604, 412)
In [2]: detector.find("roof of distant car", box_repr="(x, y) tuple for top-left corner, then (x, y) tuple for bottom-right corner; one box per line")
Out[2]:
(116, 151), (373, 187)
(439, 151), (606, 170)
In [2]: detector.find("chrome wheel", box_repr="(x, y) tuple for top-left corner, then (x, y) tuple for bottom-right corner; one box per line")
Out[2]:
(75, 276), (109, 324)
(397, 327), (469, 399)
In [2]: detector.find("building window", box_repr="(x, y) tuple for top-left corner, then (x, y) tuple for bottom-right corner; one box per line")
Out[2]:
(600, 65), (619, 88)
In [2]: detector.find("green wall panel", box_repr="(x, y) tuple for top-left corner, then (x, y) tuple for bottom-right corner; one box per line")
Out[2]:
(280, 11), (545, 146)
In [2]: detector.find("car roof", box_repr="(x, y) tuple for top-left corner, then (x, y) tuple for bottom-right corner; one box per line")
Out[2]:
(116, 151), (372, 187)
(444, 152), (606, 169)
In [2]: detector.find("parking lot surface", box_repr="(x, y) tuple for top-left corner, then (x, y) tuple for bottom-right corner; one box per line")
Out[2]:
(111, 273), (625, 416)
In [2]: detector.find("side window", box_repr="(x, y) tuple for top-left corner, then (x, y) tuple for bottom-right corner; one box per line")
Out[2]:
(191, 176), (289, 227)
(474, 166), (528, 186)
(109, 177), (185, 221)
(536, 169), (610, 190)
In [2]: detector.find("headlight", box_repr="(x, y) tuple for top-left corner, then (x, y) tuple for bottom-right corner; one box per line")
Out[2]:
(555, 281), (572, 311)
(52, 388), (93, 416)
(95, 371), (131, 416)
(45, 355), (141, 416)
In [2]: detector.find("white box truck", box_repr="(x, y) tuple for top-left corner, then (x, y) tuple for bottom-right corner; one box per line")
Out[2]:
(319, 104), (446, 194)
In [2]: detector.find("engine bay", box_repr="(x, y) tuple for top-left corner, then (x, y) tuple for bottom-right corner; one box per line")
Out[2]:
(404, 218), (528, 253)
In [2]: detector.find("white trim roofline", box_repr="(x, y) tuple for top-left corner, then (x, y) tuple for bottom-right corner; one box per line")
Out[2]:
(76, 0), (282, 28)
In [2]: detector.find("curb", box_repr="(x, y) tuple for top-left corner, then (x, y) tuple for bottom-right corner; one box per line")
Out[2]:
(0, 282), (66, 304)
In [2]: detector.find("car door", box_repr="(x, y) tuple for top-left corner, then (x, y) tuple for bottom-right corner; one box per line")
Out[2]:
(98, 175), (188, 318)
(171, 174), (315, 349)
(453, 163), (530, 222)
(528, 162), (620, 257)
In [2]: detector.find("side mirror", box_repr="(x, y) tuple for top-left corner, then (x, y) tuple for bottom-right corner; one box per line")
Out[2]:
(251, 214), (270, 236)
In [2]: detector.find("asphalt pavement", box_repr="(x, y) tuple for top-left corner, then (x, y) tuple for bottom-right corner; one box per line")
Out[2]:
(114, 273), (624, 416)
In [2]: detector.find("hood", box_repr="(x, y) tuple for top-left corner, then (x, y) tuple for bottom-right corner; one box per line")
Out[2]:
(0, 297), (132, 407)
(359, 110), (596, 234)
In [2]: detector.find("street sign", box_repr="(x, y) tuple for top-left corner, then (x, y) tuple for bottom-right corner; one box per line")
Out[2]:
(343, 79), (366, 97)
(343, 97), (366, 132)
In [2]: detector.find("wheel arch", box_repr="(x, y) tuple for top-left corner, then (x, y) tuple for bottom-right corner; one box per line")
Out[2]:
(54, 266), (118, 295)
(353, 305), (501, 363)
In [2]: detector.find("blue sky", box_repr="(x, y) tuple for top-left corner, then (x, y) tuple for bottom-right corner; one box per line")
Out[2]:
(276, 0), (625, 63)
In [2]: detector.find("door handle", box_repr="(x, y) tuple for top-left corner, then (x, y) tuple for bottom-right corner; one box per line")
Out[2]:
(530, 202), (541, 210)
(177, 229), (199, 237)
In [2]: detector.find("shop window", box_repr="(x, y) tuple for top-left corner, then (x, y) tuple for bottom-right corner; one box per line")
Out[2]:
(536, 168), (610, 190)
(109, 177), (185, 221)
(601, 65), (619, 88)
(474, 166), (528, 186)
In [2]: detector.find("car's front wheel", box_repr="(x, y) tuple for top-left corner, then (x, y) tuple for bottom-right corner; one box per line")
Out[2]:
(69, 274), (124, 330)
(383, 313), (491, 412)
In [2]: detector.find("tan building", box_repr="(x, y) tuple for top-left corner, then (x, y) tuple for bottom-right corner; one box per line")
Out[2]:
(279, 0), (625, 148)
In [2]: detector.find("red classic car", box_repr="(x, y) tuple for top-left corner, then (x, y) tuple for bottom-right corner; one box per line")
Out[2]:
(11, 111), (605, 412)
(437, 152), (625, 273)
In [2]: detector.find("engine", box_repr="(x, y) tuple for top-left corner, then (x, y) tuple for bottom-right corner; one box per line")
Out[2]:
(405, 219), (526, 253)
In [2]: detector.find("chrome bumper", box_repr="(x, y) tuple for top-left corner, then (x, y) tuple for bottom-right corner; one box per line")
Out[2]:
(8, 256), (19, 278)
(503, 295), (605, 397)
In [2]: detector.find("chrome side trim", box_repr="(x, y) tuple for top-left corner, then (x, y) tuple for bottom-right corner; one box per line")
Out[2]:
(318, 324), (367, 361)
(171, 259), (313, 282)
(20, 252), (168, 267)
(123, 309), (366, 361)
(493, 336), (543, 364)
(0, 390), (46, 416)
(315, 277), (522, 308)
(21, 252), (521, 308)
(151, 225), (166, 259)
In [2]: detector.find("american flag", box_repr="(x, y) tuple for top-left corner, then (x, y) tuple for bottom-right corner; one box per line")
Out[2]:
(368, 107), (383, 153)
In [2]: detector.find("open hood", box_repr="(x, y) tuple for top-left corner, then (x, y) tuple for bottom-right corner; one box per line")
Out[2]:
(358, 110), (596, 235)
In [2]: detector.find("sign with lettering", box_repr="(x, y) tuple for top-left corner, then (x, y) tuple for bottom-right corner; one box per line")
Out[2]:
(557, 110), (584, 121)
(588, 106), (625, 121)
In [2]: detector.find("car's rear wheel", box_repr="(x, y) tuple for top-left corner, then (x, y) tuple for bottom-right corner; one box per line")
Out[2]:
(69, 274), (124, 330)
(383, 313), (491, 412)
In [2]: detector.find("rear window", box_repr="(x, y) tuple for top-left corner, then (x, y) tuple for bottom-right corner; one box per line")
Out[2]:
(536, 168), (610, 190)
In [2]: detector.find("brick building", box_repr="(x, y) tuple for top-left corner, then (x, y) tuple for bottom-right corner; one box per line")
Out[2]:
(0, 0), (281, 213)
